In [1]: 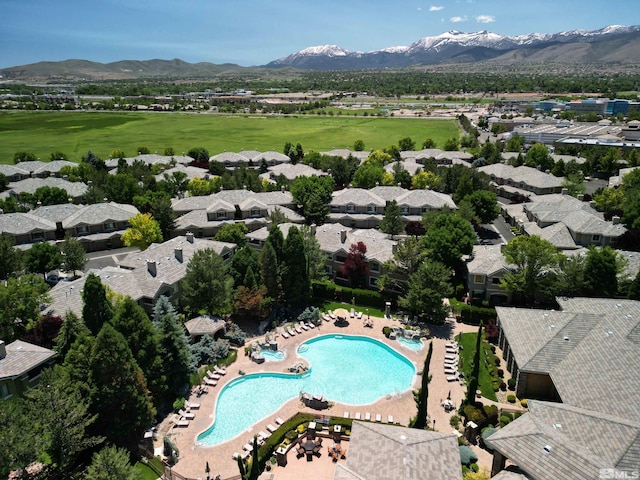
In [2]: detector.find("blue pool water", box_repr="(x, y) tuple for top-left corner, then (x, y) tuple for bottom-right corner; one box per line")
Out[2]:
(261, 349), (285, 361)
(397, 336), (424, 351)
(197, 334), (415, 446)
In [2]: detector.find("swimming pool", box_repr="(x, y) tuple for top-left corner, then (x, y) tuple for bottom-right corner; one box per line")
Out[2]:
(197, 334), (416, 446)
(261, 349), (285, 361)
(397, 336), (423, 351)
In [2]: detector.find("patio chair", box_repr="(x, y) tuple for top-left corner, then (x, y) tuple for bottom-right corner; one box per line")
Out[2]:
(447, 375), (459, 382)
(343, 411), (350, 419)
(207, 370), (221, 380)
(375, 413), (382, 422)
(354, 412), (361, 420)
(281, 329), (289, 339)
(266, 423), (277, 433)
(287, 326), (296, 337)
(300, 322), (309, 331)
(307, 321), (315, 329)
(387, 415), (394, 423)
(171, 415), (189, 427)
(243, 443), (253, 452)
(259, 430), (271, 439)
(185, 400), (200, 409)
(204, 377), (217, 387)
(365, 412), (371, 421)
(214, 365), (227, 375)
(178, 409), (195, 420)
(275, 417), (285, 425)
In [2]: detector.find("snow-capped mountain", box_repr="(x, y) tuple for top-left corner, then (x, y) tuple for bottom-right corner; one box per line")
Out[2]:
(265, 25), (640, 70)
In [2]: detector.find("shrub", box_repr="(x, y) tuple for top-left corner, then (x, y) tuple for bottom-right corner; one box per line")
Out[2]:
(450, 415), (460, 428)
(494, 358), (501, 366)
(312, 280), (391, 308)
(459, 445), (478, 465)
(507, 394), (516, 403)
(463, 404), (485, 423)
(470, 463), (479, 473)
(498, 369), (504, 377)
(499, 415), (511, 426)
(521, 399), (528, 408)
(507, 378), (516, 390)
(172, 397), (185, 412)
(382, 326), (391, 338)
(449, 300), (496, 325)
(500, 382), (507, 391)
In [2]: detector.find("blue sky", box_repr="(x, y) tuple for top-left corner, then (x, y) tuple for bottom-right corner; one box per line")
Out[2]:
(1, 0), (636, 68)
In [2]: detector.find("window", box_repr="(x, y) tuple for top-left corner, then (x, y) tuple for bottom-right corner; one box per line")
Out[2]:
(336, 255), (347, 263)
(421, 207), (430, 213)
(491, 277), (502, 285)
(250, 208), (260, 217)
(474, 274), (485, 284)
(325, 265), (333, 275)
(104, 222), (115, 231)
(77, 225), (88, 234)
(1, 383), (10, 399)
(370, 262), (379, 272)
(31, 231), (44, 240)
(401, 206), (409, 214)
(217, 211), (227, 219)
(592, 234), (601, 242)
(326, 252), (333, 260)
(367, 204), (376, 213)
(369, 277), (378, 287)
(346, 204), (355, 213)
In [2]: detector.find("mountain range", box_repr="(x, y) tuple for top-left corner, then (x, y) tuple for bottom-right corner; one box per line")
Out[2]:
(266, 25), (640, 70)
(2, 25), (639, 81)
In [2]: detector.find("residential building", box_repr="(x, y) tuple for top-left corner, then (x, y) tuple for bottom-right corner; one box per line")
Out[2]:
(0, 212), (57, 245)
(0, 340), (57, 399)
(465, 245), (512, 305)
(334, 421), (463, 480)
(260, 163), (325, 183)
(1, 177), (88, 203)
(478, 164), (564, 197)
(105, 153), (192, 170)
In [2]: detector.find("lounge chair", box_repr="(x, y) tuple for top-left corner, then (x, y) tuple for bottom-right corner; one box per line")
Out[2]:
(329, 310), (336, 319)
(444, 354), (458, 360)
(365, 412), (371, 421)
(204, 377), (217, 386)
(259, 430), (271, 440)
(354, 412), (361, 420)
(287, 326), (296, 336)
(178, 409), (195, 420)
(447, 375), (459, 382)
(243, 443), (253, 452)
(356, 311), (363, 319)
(375, 413), (382, 422)
(322, 313), (331, 322)
(343, 411), (350, 419)
(275, 417), (285, 425)
(281, 329), (290, 339)
(207, 370), (221, 380)
(350, 308), (355, 318)
(171, 415), (189, 427)
(214, 365), (226, 375)
(266, 423), (278, 433)
(300, 322), (309, 331)
(387, 415), (394, 423)
(444, 358), (457, 365)
(232, 452), (240, 460)
(185, 400), (200, 409)
(444, 368), (458, 375)
(307, 321), (315, 329)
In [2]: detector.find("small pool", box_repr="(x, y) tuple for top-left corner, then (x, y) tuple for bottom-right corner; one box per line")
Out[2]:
(197, 334), (415, 446)
(397, 336), (423, 351)
(261, 349), (285, 362)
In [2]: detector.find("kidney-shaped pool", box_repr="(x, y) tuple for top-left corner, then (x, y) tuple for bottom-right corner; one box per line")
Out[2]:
(196, 334), (416, 446)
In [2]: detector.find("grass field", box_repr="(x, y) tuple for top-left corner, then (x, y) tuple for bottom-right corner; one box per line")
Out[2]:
(0, 111), (459, 164)
(456, 331), (498, 402)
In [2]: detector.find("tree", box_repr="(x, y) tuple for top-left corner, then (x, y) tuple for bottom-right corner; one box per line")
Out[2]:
(443, 137), (459, 151)
(423, 213), (475, 269)
(391, 162), (412, 189)
(281, 226), (310, 306)
(551, 254), (586, 298)
(398, 259), (453, 323)
(215, 222), (249, 246)
(268, 206), (287, 226)
(0, 234), (23, 280)
(111, 297), (166, 403)
(583, 246), (625, 298)
(182, 248), (233, 316)
(411, 171), (441, 190)
(187, 147), (210, 163)
(0, 274), (50, 342)
(153, 297), (193, 396)
(379, 200), (404, 239)
(151, 195), (177, 240)
(621, 168), (640, 229)
(0, 396), (42, 478)
(339, 242), (369, 288)
(422, 138), (436, 149)
(352, 152), (388, 188)
(24, 241), (61, 278)
(562, 172), (586, 197)
(60, 236), (86, 278)
(628, 270), (640, 300)
(88, 323), (155, 447)
(410, 341), (433, 429)
(14, 151), (37, 163)
(525, 143), (553, 171)
(353, 139), (365, 151)
(50, 151), (68, 161)
(54, 311), (90, 359)
(501, 235), (563, 304)
(33, 186), (70, 206)
(84, 445), (137, 480)
(233, 285), (269, 320)
(399, 137), (416, 151)
(384, 144), (401, 161)
(290, 175), (335, 225)
(379, 236), (427, 293)
(229, 245), (261, 288)
(82, 273), (113, 336)
(104, 173), (143, 204)
(259, 241), (281, 301)
(300, 224), (326, 281)
(26, 367), (104, 473)
(463, 190), (500, 224)
(121, 213), (163, 250)
(466, 323), (483, 405)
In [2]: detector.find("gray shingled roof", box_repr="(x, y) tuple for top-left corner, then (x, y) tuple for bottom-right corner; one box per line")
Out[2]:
(0, 340), (57, 380)
(62, 202), (139, 228)
(396, 189), (457, 209)
(184, 315), (226, 337)
(479, 164), (564, 190)
(522, 222), (578, 250)
(30, 203), (82, 223)
(4, 177), (88, 198)
(330, 188), (386, 208)
(0, 212), (57, 235)
(487, 400), (640, 480)
(369, 186), (408, 201)
(105, 153), (192, 169)
(466, 245), (513, 277)
(334, 421), (462, 480)
(263, 163), (324, 181)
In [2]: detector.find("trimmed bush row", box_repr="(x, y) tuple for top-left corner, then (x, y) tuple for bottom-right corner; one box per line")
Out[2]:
(450, 299), (496, 325)
(312, 280), (393, 309)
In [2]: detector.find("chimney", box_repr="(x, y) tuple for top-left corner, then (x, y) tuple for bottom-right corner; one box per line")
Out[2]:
(340, 229), (347, 243)
(310, 223), (317, 235)
(561, 188), (568, 195)
(186, 232), (194, 243)
(577, 194), (584, 201)
(612, 216), (620, 225)
(175, 248), (183, 262)
(0, 340), (6, 359)
(147, 260), (157, 276)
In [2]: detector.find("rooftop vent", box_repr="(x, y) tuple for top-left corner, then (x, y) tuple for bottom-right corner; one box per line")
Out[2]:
(563, 336), (570, 342)
(544, 445), (552, 453)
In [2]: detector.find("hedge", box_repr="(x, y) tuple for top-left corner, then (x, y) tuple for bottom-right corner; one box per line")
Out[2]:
(312, 280), (391, 309)
(450, 299), (496, 325)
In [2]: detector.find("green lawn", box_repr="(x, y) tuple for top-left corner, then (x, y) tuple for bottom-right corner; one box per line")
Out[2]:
(0, 111), (459, 164)
(133, 461), (161, 480)
(456, 332), (498, 402)
(313, 300), (386, 319)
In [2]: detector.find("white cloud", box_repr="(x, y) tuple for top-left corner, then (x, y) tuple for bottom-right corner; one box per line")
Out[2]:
(417, 7), (422, 11)
(450, 16), (467, 23)
(430, 5), (444, 11)
(476, 15), (495, 23)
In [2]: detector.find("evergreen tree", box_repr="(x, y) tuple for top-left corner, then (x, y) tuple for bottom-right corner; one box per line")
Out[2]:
(281, 226), (309, 307)
(111, 297), (167, 403)
(379, 200), (404, 239)
(583, 246), (623, 298)
(259, 241), (281, 301)
(151, 194), (177, 240)
(84, 445), (137, 480)
(155, 305), (193, 396)
(82, 273), (113, 336)
(181, 248), (233, 316)
(410, 341), (433, 429)
(229, 245), (261, 288)
(54, 311), (90, 359)
(60, 236), (87, 278)
(628, 270), (640, 300)
(465, 323), (483, 405)
(300, 224), (327, 282)
(266, 225), (284, 262)
(88, 323), (155, 447)
(0, 233), (22, 280)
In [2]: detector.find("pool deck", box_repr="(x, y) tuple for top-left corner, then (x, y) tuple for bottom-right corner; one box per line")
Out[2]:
(160, 313), (482, 480)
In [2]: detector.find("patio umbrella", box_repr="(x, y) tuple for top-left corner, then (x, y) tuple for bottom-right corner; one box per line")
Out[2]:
(205, 461), (210, 479)
(447, 390), (451, 400)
